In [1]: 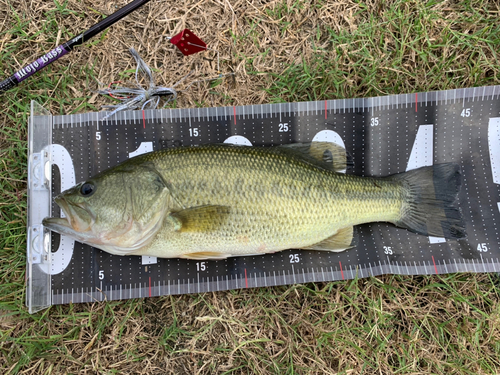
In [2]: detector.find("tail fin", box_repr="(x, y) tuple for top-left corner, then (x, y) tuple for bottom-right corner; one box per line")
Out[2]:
(393, 163), (466, 239)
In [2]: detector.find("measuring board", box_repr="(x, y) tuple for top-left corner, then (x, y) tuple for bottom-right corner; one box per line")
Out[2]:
(27, 86), (500, 313)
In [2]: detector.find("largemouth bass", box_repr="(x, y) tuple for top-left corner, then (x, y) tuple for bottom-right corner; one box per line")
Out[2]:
(42, 142), (466, 259)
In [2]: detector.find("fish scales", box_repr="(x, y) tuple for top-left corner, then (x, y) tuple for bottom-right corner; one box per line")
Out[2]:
(136, 144), (403, 257)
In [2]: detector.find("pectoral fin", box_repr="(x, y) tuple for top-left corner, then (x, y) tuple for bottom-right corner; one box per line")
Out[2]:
(170, 205), (230, 233)
(302, 227), (355, 252)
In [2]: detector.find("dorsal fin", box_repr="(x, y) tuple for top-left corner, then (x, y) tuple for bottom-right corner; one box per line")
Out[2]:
(275, 142), (352, 172)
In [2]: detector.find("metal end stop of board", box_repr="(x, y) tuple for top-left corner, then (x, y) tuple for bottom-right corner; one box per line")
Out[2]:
(30, 152), (51, 191)
(28, 225), (51, 265)
(28, 151), (52, 265)
(27, 100), (53, 314)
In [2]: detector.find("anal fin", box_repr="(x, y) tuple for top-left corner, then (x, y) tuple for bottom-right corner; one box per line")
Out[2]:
(301, 227), (355, 252)
(180, 251), (230, 260)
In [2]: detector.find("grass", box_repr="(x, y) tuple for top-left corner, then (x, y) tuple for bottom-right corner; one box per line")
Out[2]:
(261, 1), (500, 102)
(1, 0), (500, 374)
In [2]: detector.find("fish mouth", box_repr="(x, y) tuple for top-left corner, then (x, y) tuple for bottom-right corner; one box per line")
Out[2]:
(42, 195), (71, 231)
(42, 195), (94, 235)
(42, 214), (96, 245)
(42, 216), (73, 233)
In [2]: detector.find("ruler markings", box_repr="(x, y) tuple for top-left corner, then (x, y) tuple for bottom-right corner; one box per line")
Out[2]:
(431, 256), (438, 274)
(479, 253), (486, 273)
(52, 259), (500, 302)
(387, 256), (393, 274)
(442, 259), (449, 274)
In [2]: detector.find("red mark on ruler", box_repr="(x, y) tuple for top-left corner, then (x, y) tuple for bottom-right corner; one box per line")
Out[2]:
(431, 256), (438, 274)
(415, 93), (418, 112)
(233, 106), (237, 125)
(244, 269), (248, 288)
(325, 100), (328, 119)
(142, 110), (146, 129)
(339, 261), (345, 280)
(149, 277), (152, 297)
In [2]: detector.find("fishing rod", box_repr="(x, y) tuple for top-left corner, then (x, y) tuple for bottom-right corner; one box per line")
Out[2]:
(0, 0), (152, 94)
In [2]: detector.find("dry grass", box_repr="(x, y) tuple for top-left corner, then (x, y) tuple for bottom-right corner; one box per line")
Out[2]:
(1, 0), (500, 374)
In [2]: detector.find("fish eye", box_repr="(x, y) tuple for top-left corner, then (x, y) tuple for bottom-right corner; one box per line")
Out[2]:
(80, 182), (95, 197)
